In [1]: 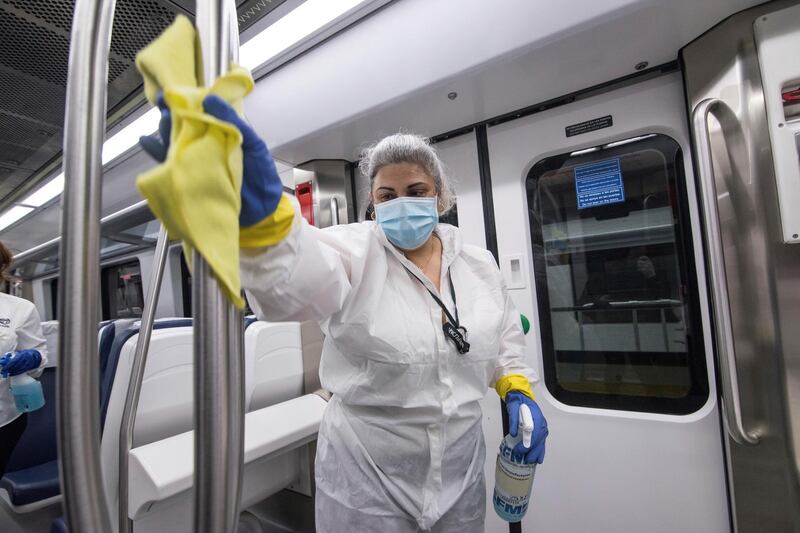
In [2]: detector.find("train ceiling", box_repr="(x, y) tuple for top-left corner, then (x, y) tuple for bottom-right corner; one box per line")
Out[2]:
(0, 0), (285, 211)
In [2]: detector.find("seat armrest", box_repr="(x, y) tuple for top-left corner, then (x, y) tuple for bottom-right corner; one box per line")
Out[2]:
(127, 394), (327, 519)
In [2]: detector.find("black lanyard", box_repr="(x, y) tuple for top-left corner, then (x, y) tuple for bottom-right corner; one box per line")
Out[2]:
(403, 266), (470, 354)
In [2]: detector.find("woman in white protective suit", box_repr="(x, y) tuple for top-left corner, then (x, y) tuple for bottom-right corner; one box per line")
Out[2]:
(241, 138), (549, 532)
(141, 96), (550, 532)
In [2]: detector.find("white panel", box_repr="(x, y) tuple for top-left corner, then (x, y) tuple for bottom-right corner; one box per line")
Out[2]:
(246, 321), (304, 411)
(31, 279), (48, 320)
(245, 0), (759, 165)
(754, 5), (800, 244)
(486, 73), (729, 532)
(434, 133), (485, 248)
(500, 254), (527, 289)
(41, 320), (58, 368)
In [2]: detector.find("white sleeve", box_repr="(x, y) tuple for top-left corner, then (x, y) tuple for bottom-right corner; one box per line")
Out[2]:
(240, 211), (354, 323)
(491, 262), (538, 387)
(17, 304), (48, 377)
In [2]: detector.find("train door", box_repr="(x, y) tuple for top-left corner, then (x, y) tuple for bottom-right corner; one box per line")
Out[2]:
(485, 73), (729, 532)
(682, 1), (800, 530)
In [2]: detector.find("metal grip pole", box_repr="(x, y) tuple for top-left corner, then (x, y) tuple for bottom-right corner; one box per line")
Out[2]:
(57, 0), (117, 532)
(118, 225), (171, 533)
(194, 2), (246, 533)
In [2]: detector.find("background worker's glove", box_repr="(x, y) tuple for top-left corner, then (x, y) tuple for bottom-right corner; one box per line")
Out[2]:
(0, 350), (42, 378)
(505, 391), (548, 464)
(139, 94), (284, 227)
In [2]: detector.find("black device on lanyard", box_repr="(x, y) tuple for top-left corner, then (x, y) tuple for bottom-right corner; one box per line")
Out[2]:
(404, 266), (470, 354)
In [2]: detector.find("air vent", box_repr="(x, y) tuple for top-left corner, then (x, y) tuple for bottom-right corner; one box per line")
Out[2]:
(0, 0), (285, 213)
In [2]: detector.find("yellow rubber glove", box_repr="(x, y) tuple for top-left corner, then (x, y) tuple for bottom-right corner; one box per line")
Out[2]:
(495, 373), (535, 401)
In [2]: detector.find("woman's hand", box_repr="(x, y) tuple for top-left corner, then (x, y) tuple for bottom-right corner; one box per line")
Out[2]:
(138, 94), (284, 226)
(0, 349), (42, 378)
(505, 391), (548, 464)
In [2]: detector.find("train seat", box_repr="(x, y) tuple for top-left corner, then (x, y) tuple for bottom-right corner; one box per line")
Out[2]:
(0, 369), (59, 512)
(245, 321), (304, 412)
(0, 319), (142, 513)
(98, 318), (256, 529)
(101, 319), (322, 532)
(0, 319), (63, 512)
(0, 461), (59, 511)
(127, 394), (327, 532)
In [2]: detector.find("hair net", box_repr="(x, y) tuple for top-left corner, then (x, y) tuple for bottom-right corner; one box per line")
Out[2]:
(360, 133), (456, 214)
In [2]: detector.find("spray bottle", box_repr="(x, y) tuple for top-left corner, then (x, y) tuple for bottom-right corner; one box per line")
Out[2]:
(9, 373), (45, 413)
(493, 403), (536, 522)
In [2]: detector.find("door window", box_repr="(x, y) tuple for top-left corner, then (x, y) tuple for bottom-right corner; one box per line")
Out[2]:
(101, 260), (144, 320)
(527, 134), (708, 413)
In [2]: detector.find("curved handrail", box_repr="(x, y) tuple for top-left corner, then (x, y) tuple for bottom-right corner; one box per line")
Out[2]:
(691, 98), (760, 446)
(57, 0), (117, 531)
(118, 225), (170, 533)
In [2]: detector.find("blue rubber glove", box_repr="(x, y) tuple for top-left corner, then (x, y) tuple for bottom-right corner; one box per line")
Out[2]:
(138, 94), (283, 226)
(202, 95), (283, 226)
(0, 350), (42, 378)
(505, 391), (548, 464)
(139, 93), (171, 163)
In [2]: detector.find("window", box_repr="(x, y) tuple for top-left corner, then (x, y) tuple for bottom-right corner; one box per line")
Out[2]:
(526, 134), (708, 414)
(101, 260), (144, 320)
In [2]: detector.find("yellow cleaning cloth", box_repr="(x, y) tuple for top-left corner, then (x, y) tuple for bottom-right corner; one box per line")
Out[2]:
(495, 373), (536, 401)
(135, 15), (253, 308)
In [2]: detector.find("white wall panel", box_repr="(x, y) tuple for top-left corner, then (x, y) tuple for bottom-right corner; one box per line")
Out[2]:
(246, 0), (759, 165)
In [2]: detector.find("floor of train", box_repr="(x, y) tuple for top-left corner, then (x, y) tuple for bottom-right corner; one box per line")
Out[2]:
(0, 489), (315, 532)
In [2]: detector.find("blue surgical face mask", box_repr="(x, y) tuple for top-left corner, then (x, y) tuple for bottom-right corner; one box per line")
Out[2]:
(374, 196), (438, 250)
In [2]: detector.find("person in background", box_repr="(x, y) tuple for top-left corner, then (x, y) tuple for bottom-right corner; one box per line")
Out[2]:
(0, 241), (48, 479)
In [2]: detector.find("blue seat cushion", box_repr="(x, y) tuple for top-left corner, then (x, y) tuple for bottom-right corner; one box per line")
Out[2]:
(4, 368), (58, 472)
(50, 516), (67, 533)
(0, 460), (60, 506)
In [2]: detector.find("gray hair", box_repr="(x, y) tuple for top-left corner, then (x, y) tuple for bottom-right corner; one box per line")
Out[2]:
(359, 133), (455, 214)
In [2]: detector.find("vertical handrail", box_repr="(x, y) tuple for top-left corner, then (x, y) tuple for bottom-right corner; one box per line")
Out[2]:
(118, 226), (170, 533)
(194, 2), (246, 533)
(57, 0), (117, 532)
(330, 197), (340, 225)
(691, 98), (760, 446)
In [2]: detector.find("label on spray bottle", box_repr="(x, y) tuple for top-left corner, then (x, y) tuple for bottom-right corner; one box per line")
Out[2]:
(493, 435), (537, 522)
(493, 403), (536, 522)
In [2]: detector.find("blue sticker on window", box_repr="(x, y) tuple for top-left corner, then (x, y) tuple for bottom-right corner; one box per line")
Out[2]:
(574, 158), (625, 209)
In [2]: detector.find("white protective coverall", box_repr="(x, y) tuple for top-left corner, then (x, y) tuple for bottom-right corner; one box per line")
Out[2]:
(241, 214), (535, 532)
(0, 293), (48, 428)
